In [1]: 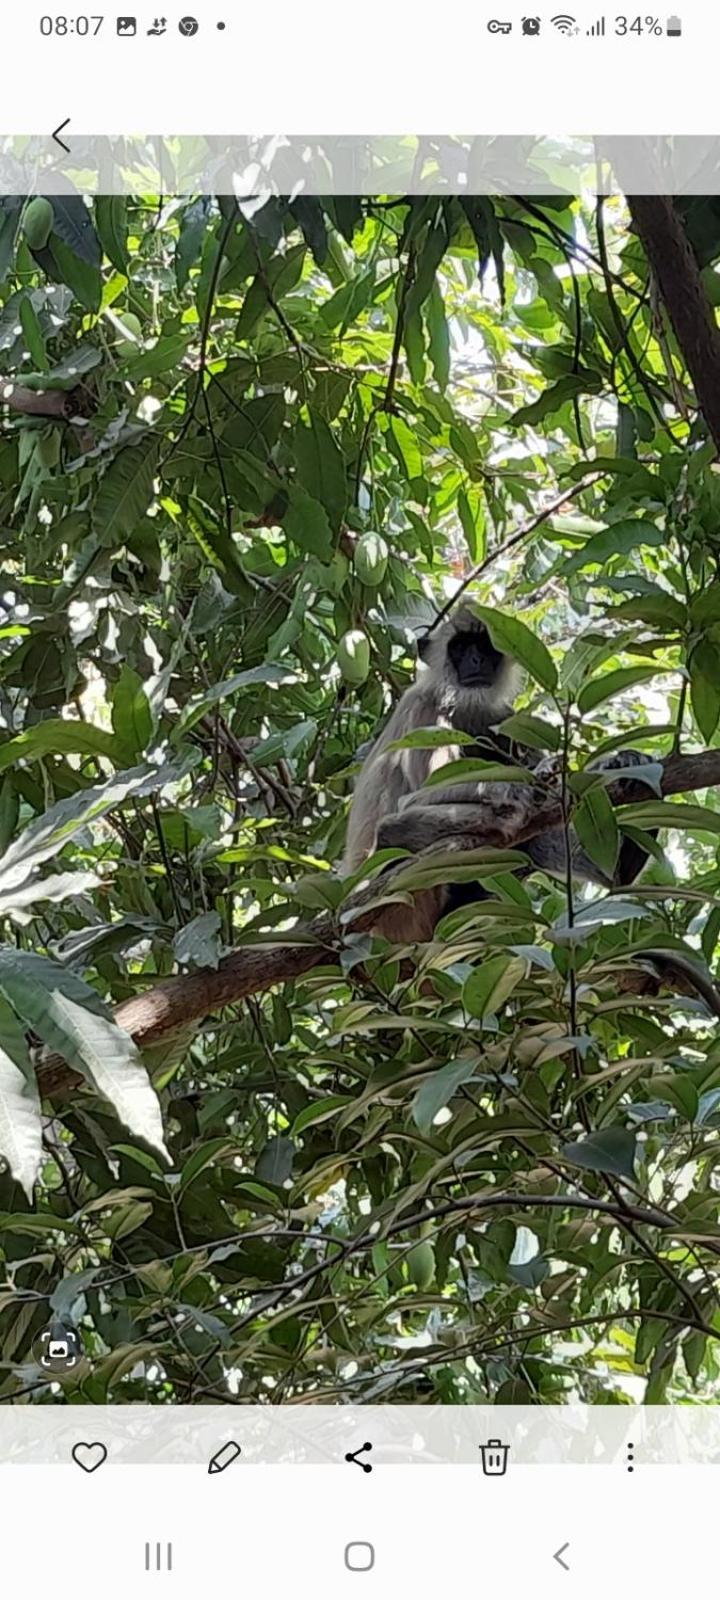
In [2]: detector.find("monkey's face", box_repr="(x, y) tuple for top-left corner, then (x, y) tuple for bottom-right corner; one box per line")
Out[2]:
(446, 625), (507, 688)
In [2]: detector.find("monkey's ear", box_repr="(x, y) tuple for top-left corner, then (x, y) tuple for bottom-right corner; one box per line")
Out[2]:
(417, 632), (432, 661)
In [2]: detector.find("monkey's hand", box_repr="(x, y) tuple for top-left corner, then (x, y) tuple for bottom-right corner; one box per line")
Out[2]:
(587, 748), (660, 789)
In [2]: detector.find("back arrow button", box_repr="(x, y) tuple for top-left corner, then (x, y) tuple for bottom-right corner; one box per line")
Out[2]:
(553, 1542), (570, 1572)
(52, 118), (71, 154)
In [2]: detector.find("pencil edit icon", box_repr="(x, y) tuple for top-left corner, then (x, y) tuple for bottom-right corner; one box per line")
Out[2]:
(208, 1441), (242, 1474)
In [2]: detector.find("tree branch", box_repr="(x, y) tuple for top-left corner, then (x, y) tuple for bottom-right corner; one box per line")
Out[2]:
(613, 183), (720, 454)
(36, 747), (720, 1100)
(1, 382), (87, 420)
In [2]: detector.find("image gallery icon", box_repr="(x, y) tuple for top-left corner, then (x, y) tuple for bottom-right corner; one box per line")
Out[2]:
(116, 15), (137, 34)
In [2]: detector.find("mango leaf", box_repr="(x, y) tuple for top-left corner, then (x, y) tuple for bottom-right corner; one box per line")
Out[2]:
(612, 594), (687, 629)
(412, 1057), (478, 1133)
(49, 235), (102, 313)
(427, 280), (450, 391)
(174, 911), (222, 970)
(0, 999), (42, 1200)
(255, 1135), (295, 1185)
(511, 373), (602, 427)
(497, 713), (561, 751)
(619, 802), (720, 837)
(93, 440), (159, 544)
(577, 664), (660, 715)
(457, 486), (485, 563)
(175, 196), (212, 289)
(574, 785), (619, 879)
(471, 606), (558, 693)
(19, 297), (48, 371)
(125, 335), (192, 381)
(94, 196), (129, 273)
(0, 720), (123, 775)
(564, 519), (664, 574)
(112, 666), (154, 759)
(463, 955), (527, 1018)
(283, 484), (333, 560)
(690, 642), (720, 742)
(385, 727), (476, 752)
(51, 193), (102, 265)
(0, 949), (169, 1159)
(562, 1126), (637, 1182)
(422, 758), (533, 788)
(389, 417), (423, 480)
(0, 761), (189, 895)
(294, 411), (347, 532)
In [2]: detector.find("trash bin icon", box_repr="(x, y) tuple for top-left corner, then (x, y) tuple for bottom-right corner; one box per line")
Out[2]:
(480, 1439), (510, 1476)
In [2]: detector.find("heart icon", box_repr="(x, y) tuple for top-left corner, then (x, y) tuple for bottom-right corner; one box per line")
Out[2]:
(72, 1442), (108, 1473)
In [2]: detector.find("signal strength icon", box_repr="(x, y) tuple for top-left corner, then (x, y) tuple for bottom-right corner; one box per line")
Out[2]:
(551, 12), (577, 29)
(587, 14), (606, 32)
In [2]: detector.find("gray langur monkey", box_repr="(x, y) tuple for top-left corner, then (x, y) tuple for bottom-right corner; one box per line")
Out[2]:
(342, 606), (656, 943)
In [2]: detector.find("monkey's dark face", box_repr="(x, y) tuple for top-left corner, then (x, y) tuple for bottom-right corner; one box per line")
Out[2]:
(447, 625), (506, 688)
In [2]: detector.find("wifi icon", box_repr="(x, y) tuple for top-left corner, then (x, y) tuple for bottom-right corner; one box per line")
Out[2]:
(551, 12), (577, 29)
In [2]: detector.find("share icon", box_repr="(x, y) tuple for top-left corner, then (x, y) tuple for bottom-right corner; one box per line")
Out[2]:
(345, 1442), (373, 1473)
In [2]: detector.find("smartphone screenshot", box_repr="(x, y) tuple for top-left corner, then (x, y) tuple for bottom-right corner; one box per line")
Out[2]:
(1, 5), (719, 1593)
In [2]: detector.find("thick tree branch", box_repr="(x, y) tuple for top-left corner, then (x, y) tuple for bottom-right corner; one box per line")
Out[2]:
(617, 187), (720, 453)
(1, 382), (87, 420)
(36, 747), (720, 1100)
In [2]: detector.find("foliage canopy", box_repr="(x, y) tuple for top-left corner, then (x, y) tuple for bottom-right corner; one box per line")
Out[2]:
(0, 188), (720, 1404)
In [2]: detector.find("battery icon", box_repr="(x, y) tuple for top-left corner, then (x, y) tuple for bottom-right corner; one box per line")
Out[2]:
(666, 14), (682, 33)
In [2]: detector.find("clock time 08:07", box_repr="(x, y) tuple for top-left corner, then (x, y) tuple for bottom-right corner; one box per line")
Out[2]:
(40, 16), (104, 34)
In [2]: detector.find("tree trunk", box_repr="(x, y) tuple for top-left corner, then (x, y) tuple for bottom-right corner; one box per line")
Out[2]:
(622, 190), (720, 453)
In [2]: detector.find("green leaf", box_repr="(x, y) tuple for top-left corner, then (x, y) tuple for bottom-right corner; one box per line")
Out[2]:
(577, 664), (660, 715)
(175, 197), (211, 289)
(471, 606), (558, 693)
(112, 667), (154, 760)
(562, 1126), (637, 1181)
(612, 594), (687, 630)
(95, 196), (128, 273)
(174, 911), (222, 970)
(283, 484), (333, 560)
(19, 297), (48, 371)
(294, 412), (347, 532)
(93, 440), (159, 545)
(51, 194), (101, 265)
(564, 519), (665, 574)
(125, 335), (192, 381)
(426, 280), (450, 391)
(690, 642), (720, 742)
(49, 235), (102, 313)
(511, 373), (601, 428)
(574, 786), (619, 879)
(0, 720), (122, 774)
(389, 417), (423, 480)
(422, 759), (532, 788)
(458, 487), (485, 563)
(497, 713), (561, 751)
(463, 955), (527, 1018)
(255, 1135), (295, 1185)
(0, 949), (168, 1158)
(412, 1057), (478, 1133)
(619, 802), (720, 837)
(403, 305), (426, 386)
(0, 999), (42, 1199)
(384, 727), (476, 752)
